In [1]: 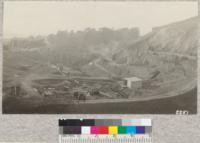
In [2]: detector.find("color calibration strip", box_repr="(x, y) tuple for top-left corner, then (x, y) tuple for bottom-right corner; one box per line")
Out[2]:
(59, 119), (152, 143)
(60, 125), (151, 135)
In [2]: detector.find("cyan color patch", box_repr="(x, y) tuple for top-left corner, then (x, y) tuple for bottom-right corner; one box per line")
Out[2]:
(126, 126), (136, 134)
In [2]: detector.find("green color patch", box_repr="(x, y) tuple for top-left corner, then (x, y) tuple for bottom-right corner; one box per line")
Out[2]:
(118, 126), (127, 134)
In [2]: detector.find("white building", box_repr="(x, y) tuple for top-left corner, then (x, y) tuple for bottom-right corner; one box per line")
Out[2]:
(124, 77), (142, 89)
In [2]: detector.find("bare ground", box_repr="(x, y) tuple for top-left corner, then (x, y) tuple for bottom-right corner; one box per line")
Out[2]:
(3, 87), (197, 114)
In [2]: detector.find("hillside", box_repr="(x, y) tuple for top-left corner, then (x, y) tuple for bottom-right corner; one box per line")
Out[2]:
(114, 17), (198, 63)
(106, 17), (198, 80)
(3, 17), (197, 114)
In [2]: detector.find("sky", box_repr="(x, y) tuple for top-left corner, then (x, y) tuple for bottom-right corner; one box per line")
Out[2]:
(3, 1), (198, 38)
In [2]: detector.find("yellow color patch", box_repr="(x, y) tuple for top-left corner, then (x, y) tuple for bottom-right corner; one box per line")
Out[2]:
(108, 126), (118, 134)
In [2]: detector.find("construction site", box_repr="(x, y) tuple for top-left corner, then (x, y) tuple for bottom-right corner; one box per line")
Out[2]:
(3, 16), (198, 113)
(3, 59), (165, 106)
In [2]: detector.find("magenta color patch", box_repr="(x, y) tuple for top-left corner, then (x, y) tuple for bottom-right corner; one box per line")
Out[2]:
(91, 126), (100, 134)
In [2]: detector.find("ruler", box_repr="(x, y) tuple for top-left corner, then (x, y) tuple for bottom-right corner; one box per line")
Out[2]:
(59, 119), (152, 143)
(59, 135), (152, 143)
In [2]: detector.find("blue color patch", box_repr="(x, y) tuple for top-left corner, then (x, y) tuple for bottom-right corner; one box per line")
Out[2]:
(126, 126), (136, 134)
(136, 126), (145, 134)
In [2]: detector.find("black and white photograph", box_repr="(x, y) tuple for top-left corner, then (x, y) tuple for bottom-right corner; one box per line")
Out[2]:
(2, 1), (198, 114)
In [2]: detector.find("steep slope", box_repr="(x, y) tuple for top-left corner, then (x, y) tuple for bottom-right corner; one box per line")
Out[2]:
(115, 17), (198, 65)
(148, 17), (198, 56)
(111, 17), (198, 80)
